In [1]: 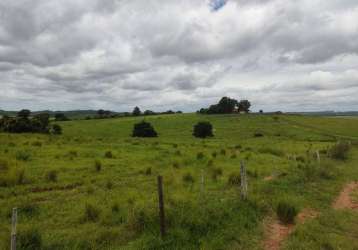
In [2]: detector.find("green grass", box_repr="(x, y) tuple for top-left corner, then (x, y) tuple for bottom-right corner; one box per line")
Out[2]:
(0, 113), (358, 249)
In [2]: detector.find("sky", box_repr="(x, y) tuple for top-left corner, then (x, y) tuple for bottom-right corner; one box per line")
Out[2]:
(0, 0), (358, 112)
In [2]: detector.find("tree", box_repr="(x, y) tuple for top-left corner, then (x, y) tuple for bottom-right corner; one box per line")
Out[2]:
(217, 97), (238, 113)
(55, 113), (69, 121)
(132, 120), (157, 137)
(144, 110), (156, 116)
(238, 100), (251, 113)
(33, 113), (50, 132)
(193, 121), (214, 138)
(17, 109), (31, 119)
(132, 106), (141, 116)
(97, 109), (105, 118)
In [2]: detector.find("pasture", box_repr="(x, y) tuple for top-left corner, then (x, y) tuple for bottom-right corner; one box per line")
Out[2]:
(1, 114), (358, 249)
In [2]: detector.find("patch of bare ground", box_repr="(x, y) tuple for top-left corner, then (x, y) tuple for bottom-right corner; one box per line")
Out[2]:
(263, 209), (319, 250)
(264, 176), (274, 181)
(333, 182), (358, 210)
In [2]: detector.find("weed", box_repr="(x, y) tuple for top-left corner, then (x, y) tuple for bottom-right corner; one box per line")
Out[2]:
(276, 200), (298, 224)
(105, 151), (113, 159)
(183, 173), (195, 184)
(228, 173), (240, 186)
(46, 170), (58, 182)
(83, 203), (101, 222)
(95, 160), (102, 172)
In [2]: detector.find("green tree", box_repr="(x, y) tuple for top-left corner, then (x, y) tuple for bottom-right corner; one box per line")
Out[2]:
(238, 100), (251, 113)
(132, 106), (141, 116)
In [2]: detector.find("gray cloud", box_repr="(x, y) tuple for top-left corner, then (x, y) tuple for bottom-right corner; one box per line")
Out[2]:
(0, 0), (358, 112)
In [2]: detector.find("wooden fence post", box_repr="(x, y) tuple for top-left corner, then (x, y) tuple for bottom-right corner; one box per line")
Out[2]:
(240, 161), (248, 200)
(316, 150), (320, 165)
(11, 208), (17, 250)
(157, 176), (166, 238)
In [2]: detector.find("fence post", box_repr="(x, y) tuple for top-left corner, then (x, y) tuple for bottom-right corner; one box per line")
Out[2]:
(240, 161), (248, 200)
(11, 208), (17, 250)
(157, 176), (166, 238)
(316, 150), (320, 165)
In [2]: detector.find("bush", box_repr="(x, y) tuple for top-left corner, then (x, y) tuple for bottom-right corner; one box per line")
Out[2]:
(132, 121), (158, 137)
(211, 167), (223, 181)
(145, 167), (152, 175)
(83, 203), (101, 222)
(50, 124), (62, 135)
(196, 152), (205, 160)
(212, 151), (217, 158)
(183, 173), (195, 184)
(220, 149), (226, 156)
(95, 160), (102, 172)
(104, 151), (113, 159)
(254, 132), (264, 137)
(16, 151), (31, 161)
(193, 121), (213, 138)
(46, 170), (58, 182)
(228, 173), (240, 186)
(172, 162), (180, 169)
(18, 228), (42, 250)
(329, 141), (351, 160)
(276, 200), (298, 224)
(31, 141), (42, 147)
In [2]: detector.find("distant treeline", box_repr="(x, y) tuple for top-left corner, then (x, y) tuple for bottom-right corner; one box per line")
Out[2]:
(0, 110), (62, 134)
(197, 97), (251, 114)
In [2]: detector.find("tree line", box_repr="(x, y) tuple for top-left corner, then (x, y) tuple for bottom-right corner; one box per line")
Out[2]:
(0, 110), (62, 134)
(197, 97), (251, 114)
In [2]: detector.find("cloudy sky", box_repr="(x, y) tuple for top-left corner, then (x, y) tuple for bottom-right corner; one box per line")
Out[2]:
(0, 0), (358, 112)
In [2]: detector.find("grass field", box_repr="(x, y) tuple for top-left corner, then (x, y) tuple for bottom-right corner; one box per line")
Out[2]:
(1, 114), (358, 249)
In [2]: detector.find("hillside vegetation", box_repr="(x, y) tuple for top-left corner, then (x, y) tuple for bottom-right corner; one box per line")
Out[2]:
(1, 114), (358, 249)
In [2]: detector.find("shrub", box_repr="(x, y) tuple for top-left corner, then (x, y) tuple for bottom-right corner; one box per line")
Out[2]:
(132, 121), (158, 137)
(31, 141), (42, 147)
(329, 141), (351, 160)
(182, 173), (195, 184)
(104, 151), (113, 159)
(16, 151), (31, 161)
(18, 228), (42, 250)
(220, 149), (226, 156)
(83, 203), (101, 222)
(230, 153), (237, 159)
(50, 124), (62, 135)
(296, 155), (305, 163)
(106, 180), (113, 189)
(193, 121), (213, 138)
(254, 132), (264, 137)
(95, 160), (102, 172)
(172, 162), (180, 169)
(228, 173), (240, 186)
(211, 167), (223, 181)
(196, 152), (205, 160)
(145, 167), (152, 175)
(276, 200), (298, 224)
(212, 151), (217, 158)
(46, 170), (58, 182)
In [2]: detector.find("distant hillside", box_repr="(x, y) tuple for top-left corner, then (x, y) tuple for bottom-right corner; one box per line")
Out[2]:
(286, 111), (358, 116)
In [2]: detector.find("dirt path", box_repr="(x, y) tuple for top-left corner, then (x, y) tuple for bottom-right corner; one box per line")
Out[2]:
(333, 182), (358, 210)
(263, 209), (318, 250)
